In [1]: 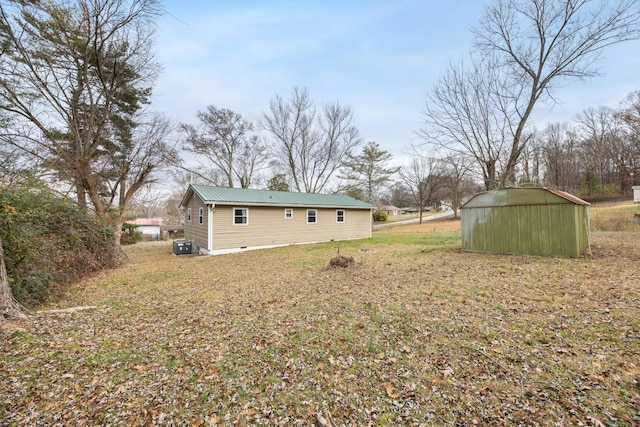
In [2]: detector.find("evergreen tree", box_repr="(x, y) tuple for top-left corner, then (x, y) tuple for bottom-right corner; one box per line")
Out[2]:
(341, 142), (399, 204)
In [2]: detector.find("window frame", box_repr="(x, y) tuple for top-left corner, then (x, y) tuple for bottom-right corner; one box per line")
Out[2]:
(187, 207), (191, 222)
(233, 207), (249, 225)
(336, 209), (345, 223)
(198, 207), (204, 225)
(284, 208), (293, 219)
(307, 209), (317, 224)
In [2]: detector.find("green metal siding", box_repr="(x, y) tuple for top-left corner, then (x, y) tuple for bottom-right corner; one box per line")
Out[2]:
(461, 188), (590, 258)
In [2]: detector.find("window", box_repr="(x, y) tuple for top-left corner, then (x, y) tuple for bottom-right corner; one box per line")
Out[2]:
(187, 208), (191, 222)
(307, 209), (317, 224)
(198, 207), (203, 224)
(284, 208), (293, 219)
(336, 209), (345, 223)
(233, 208), (248, 225)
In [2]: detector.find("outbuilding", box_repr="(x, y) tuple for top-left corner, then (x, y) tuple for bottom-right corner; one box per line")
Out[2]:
(180, 184), (374, 255)
(460, 187), (590, 258)
(126, 218), (163, 241)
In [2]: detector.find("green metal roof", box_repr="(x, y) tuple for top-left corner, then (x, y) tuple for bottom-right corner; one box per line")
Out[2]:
(182, 184), (374, 209)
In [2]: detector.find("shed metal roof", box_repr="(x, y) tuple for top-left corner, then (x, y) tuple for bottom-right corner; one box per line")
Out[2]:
(181, 184), (374, 209)
(461, 187), (590, 209)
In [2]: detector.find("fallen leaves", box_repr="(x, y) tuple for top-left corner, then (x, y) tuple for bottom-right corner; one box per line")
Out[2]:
(1, 231), (639, 425)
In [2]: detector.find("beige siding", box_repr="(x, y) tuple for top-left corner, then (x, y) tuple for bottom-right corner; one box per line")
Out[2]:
(183, 193), (209, 250)
(211, 205), (371, 251)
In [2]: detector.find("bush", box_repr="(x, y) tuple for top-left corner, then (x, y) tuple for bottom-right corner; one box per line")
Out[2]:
(121, 228), (143, 245)
(372, 210), (388, 222)
(0, 182), (123, 307)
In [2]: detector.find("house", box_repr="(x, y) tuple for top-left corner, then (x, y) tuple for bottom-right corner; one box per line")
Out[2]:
(460, 187), (590, 258)
(179, 185), (375, 255)
(127, 218), (164, 241)
(378, 205), (402, 216)
(633, 186), (640, 203)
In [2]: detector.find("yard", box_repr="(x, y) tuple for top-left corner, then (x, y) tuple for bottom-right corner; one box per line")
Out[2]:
(1, 205), (639, 426)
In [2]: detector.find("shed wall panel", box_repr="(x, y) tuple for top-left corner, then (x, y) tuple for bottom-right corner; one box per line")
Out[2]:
(548, 204), (564, 256)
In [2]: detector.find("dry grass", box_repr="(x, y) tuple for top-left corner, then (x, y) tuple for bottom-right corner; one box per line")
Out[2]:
(590, 201), (640, 232)
(1, 213), (639, 426)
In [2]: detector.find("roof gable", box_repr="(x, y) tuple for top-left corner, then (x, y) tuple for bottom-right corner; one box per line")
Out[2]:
(181, 185), (374, 209)
(461, 187), (589, 209)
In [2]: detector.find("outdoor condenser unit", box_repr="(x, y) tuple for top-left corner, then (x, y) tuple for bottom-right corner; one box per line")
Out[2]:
(172, 240), (193, 255)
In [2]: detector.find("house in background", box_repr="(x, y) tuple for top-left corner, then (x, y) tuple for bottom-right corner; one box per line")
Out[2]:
(460, 187), (590, 258)
(126, 219), (184, 241)
(180, 184), (375, 255)
(633, 186), (640, 203)
(378, 205), (402, 216)
(127, 218), (164, 241)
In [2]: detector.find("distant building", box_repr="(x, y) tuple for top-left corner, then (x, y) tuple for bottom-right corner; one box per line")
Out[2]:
(127, 218), (163, 240)
(180, 185), (374, 255)
(378, 205), (402, 216)
(126, 218), (184, 241)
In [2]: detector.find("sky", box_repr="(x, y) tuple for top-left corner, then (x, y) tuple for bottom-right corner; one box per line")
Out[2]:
(151, 0), (640, 166)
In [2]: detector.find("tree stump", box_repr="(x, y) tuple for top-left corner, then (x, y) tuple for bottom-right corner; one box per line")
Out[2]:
(0, 237), (29, 320)
(329, 255), (355, 268)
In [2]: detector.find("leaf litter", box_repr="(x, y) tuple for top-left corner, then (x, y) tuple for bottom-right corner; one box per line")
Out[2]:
(1, 224), (639, 426)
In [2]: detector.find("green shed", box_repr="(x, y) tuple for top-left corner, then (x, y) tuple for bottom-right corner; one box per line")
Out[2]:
(460, 187), (590, 258)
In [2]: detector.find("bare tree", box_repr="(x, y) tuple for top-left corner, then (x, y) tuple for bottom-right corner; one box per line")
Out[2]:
(423, 0), (640, 190)
(387, 182), (414, 209)
(399, 156), (446, 224)
(576, 106), (619, 192)
(261, 87), (361, 193)
(536, 122), (582, 192)
(440, 154), (479, 218)
(421, 55), (513, 190)
(181, 106), (270, 188)
(0, 0), (168, 246)
(614, 91), (640, 192)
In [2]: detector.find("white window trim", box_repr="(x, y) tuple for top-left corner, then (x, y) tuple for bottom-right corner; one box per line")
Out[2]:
(187, 207), (191, 222)
(336, 209), (345, 223)
(284, 208), (293, 219)
(307, 209), (317, 224)
(233, 207), (249, 225)
(198, 207), (204, 225)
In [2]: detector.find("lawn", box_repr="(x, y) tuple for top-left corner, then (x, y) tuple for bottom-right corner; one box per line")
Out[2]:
(1, 206), (639, 426)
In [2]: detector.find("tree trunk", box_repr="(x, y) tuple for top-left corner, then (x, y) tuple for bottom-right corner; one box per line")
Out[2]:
(485, 160), (497, 190)
(0, 237), (29, 321)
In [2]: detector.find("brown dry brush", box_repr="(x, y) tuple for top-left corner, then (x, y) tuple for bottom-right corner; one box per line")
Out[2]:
(328, 255), (355, 268)
(0, 183), (124, 308)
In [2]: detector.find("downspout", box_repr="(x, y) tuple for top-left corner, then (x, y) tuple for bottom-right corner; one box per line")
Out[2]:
(369, 208), (373, 237)
(208, 204), (215, 254)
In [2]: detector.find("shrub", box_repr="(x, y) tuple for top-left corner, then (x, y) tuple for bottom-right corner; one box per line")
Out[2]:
(372, 210), (388, 222)
(0, 182), (123, 307)
(121, 228), (143, 245)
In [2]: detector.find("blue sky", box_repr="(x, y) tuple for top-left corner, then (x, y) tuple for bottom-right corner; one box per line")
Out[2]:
(152, 0), (640, 165)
